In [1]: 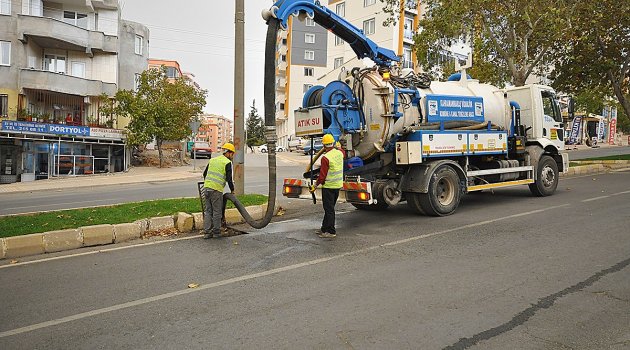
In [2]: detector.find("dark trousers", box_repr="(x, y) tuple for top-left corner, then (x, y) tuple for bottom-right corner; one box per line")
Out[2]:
(321, 188), (340, 234)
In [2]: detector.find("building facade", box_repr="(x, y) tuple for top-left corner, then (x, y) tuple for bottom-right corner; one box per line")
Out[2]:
(195, 114), (232, 152)
(275, 16), (328, 149)
(0, 0), (149, 183)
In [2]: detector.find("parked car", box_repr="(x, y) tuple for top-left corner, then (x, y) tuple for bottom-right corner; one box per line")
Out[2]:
(190, 142), (213, 159)
(302, 139), (323, 155)
(288, 137), (306, 152)
(259, 144), (284, 153)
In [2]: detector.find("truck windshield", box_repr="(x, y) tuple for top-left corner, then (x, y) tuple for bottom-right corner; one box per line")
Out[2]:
(541, 90), (562, 123)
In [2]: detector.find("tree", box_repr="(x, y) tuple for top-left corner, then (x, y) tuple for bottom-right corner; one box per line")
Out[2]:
(246, 100), (265, 147)
(111, 68), (207, 167)
(381, 0), (575, 86)
(551, 0), (630, 123)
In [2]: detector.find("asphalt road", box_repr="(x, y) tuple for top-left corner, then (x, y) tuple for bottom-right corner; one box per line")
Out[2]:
(1, 146), (629, 216)
(1, 169), (629, 349)
(568, 145), (630, 160)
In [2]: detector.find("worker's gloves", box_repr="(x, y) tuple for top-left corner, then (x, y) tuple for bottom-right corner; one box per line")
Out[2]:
(308, 185), (317, 193)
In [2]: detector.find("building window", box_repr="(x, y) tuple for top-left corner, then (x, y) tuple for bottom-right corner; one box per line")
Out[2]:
(304, 67), (314, 76)
(363, 18), (375, 35)
(165, 66), (179, 79)
(404, 17), (414, 40)
(402, 47), (413, 69)
(305, 33), (315, 44)
(335, 2), (345, 16)
(134, 73), (141, 91)
(334, 57), (344, 69)
(63, 11), (88, 29)
(44, 55), (66, 73)
(0, 0), (10, 15)
(364, 0), (376, 7)
(0, 95), (8, 117)
(335, 35), (344, 46)
(305, 17), (315, 26)
(303, 84), (313, 93)
(304, 50), (314, 61)
(280, 54), (286, 62)
(0, 41), (10, 66)
(135, 35), (143, 55)
(24, 0), (42, 16)
(71, 62), (85, 78)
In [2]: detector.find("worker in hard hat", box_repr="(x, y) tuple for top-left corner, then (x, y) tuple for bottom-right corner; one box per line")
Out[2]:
(309, 134), (343, 238)
(202, 143), (236, 239)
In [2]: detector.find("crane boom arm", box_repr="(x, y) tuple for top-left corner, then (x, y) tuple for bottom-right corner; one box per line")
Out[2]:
(268, 0), (399, 66)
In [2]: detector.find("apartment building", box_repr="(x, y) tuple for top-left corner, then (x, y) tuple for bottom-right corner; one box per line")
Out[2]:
(0, 0), (149, 183)
(196, 114), (232, 152)
(275, 16), (328, 149)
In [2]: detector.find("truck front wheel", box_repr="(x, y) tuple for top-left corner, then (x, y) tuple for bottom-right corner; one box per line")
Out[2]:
(407, 164), (461, 216)
(529, 155), (559, 197)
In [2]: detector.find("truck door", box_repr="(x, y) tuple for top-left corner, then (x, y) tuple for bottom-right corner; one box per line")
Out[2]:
(540, 90), (564, 150)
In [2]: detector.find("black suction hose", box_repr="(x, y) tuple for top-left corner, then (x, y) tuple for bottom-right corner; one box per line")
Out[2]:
(223, 18), (280, 229)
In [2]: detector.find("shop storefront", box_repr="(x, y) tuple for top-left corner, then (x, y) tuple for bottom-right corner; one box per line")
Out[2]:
(0, 121), (128, 184)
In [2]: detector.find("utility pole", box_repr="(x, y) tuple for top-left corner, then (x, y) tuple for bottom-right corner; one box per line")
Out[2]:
(233, 0), (245, 195)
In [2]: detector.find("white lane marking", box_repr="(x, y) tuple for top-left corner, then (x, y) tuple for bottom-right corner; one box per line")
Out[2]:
(0, 236), (202, 270)
(611, 190), (630, 196)
(336, 211), (353, 215)
(0, 199), (125, 214)
(0, 203), (569, 338)
(581, 195), (611, 202)
(271, 218), (299, 224)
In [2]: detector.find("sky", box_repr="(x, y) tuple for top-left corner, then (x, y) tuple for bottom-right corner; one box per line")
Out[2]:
(120, 0), (273, 120)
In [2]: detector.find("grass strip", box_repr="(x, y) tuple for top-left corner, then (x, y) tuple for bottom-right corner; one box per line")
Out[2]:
(579, 154), (630, 161)
(0, 194), (267, 238)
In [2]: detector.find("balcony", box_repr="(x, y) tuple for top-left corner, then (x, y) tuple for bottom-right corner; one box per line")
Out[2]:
(277, 61), (288, 72)
(17, 15), (118, 55)
(275, 109), (287, 121)
(19, 69), (117, 97)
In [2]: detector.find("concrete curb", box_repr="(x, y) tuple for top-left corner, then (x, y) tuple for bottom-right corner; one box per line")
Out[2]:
(0, 204), (275, 260)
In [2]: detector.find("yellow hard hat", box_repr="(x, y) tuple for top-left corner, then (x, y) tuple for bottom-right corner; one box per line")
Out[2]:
(221, 143), (235, 153)
(322, 134), (335, 145)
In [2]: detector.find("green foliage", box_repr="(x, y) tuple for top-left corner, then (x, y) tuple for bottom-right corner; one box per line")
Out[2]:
(551, 0), (630, 124)
(0, 195), (268, 238)
(383, 0), (574, 86)
(246, 100), (265, 147)
(111, 68), (207, 167)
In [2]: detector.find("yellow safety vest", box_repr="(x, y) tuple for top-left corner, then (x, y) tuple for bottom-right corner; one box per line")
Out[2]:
(322, 148), (343, 189)
(204, 155), (231, 192)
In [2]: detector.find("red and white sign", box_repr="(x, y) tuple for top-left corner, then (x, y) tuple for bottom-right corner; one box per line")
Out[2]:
(295, 110), (323, 137)
(608, 107), (618, 144)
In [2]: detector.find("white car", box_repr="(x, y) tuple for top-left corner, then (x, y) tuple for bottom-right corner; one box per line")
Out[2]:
(259, 144), (284, 153)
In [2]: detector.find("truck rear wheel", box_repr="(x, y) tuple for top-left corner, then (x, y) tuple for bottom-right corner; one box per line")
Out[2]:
(529, 155), (558, 197)
(407, 164), (461, 216)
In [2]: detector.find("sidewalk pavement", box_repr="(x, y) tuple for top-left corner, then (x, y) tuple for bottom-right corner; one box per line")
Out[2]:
(0, 166), (200, 195)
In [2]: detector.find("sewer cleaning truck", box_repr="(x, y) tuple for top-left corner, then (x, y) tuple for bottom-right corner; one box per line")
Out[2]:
(260, 0), (568, 217)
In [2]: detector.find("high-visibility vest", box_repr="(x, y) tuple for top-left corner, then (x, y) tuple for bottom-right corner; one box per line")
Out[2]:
(322, 148), (343, 189)
(204, 155), (231, 191)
